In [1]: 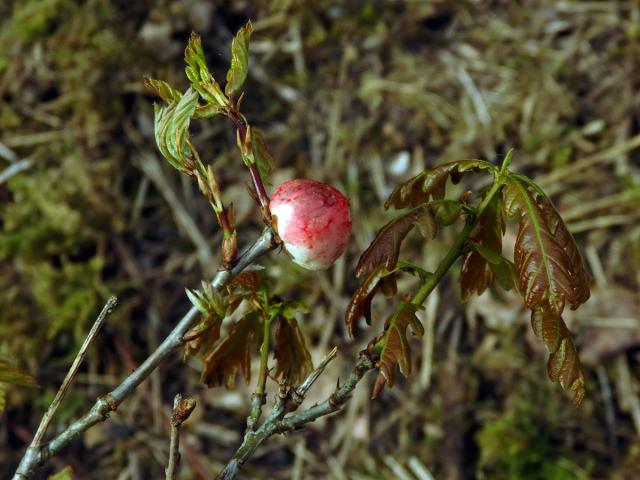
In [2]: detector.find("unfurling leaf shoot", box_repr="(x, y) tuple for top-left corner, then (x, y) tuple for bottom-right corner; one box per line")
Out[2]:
(225, 21), (253, 98)
(348, 153), (591, 404)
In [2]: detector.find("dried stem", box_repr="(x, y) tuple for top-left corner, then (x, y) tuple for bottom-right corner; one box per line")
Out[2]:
(12, 228), (277, 480)
(166, 394), (196, 480)
(13, 296), (118, 479)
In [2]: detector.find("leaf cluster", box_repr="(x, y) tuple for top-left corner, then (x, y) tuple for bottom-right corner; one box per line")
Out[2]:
(146, 22), (272, 182)
(185, 271), (313, 389)
(347, 156), (591, 404)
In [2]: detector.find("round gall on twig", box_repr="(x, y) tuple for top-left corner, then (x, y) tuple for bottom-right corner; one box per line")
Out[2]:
(270, 179), (352, 270)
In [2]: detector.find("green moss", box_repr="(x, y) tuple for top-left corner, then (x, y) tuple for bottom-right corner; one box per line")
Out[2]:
(4, 0), (77, 41)
(477, 395), (590, 480)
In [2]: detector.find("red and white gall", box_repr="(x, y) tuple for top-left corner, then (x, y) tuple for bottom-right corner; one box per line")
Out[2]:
(269, 179), (352, 270)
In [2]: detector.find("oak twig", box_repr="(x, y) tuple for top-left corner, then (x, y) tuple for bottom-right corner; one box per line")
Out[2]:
(13, 228), (277, 480)
(217, 347), (367, 480)
(13, 296), (118, 479)
(166, 394), (197, 480)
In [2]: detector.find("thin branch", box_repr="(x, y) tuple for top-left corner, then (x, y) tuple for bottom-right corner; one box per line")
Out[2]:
(13, 228), (277, 480)
(290, 346), (338, 406)
(13, 296), (118, 479)
(217, 347), (365, 480)
(166, 394), (196, 480)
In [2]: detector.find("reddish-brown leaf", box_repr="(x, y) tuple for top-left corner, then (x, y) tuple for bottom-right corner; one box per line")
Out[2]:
(460, 193), (505, 299)
(531, 307), (586, 405)
(372, 303), (424, 398)
(503, 176), (590, 314)
(201, 312), (260, 388)
(503, 174), (590, 403)
(345, 267), (386, 336)
(273, 317), (314, 384)
(356, 207), (435, 278)
(229, 270), (264, 293)
(385, 160), (496, 210)
(183, 316), (223, 360)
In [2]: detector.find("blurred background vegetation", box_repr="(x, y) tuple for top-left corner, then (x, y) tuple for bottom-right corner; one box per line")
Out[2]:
(1, 0), (640, 478)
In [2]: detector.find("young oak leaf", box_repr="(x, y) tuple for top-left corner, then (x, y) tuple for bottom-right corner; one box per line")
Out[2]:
(225, 21), (253, 98)
(143, 77), (182, 104)
(356, 206), (436, 278)
(183, 316), (223, 360)
(153, 88), (199, 173)
(345, 266), (388, 336)
(372, 303), (424, 398)
(531, 307), (586, 405)
(503, 174), (590, 404)
(184, 33), (227, 107)
(201, 312), (261, 389)
(273, 317), (314, 384)
(460, 193), (505, 299)
(385, 160), (496, 210)
(503, 175), (590, 315)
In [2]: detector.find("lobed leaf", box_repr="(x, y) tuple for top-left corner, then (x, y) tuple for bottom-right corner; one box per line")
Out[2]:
(183, 316), (223, 359)
(345, 266), (387, 336)
(460, 193), (505, 299)
(184, 32), (208, 83)
(225, 21), (253, 97)
(385, 160), (496, 210)
(503, 175), (590, 314)
(356, 206), (435, 278)
(531, 307), (586, 405)
(184, 33), (227, 107)
(143, 76), (182, 104)
(372, 303), (424, 398)
(273, 317), (314, 384)
(503, 174), (590, 404)
(201, 312), (261, 389)
(153, 88), (199, 173)
(0, 359), (38, 387)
